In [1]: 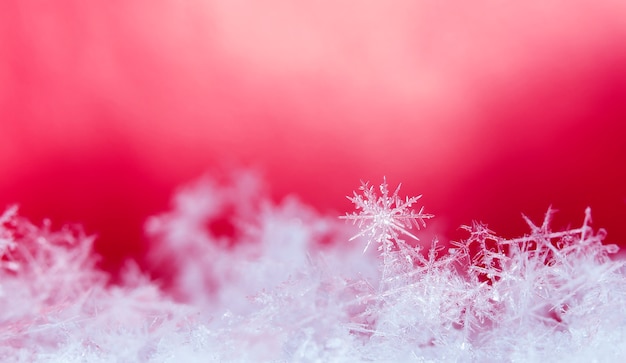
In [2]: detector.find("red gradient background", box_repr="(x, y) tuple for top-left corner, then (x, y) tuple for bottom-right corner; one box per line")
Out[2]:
(1, 1), (625, 273)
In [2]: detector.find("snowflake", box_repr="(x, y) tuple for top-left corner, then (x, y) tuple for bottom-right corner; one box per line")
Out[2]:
(340, 178), (434, 253)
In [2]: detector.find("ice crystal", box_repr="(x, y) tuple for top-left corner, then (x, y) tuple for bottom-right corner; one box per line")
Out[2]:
(2, 174), (626, 362)
(338, 179), (626, 361)
(339, 178), (434, 256)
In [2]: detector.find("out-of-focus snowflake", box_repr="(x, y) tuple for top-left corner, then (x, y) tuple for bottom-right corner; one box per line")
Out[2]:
(339, 178), (434, 254)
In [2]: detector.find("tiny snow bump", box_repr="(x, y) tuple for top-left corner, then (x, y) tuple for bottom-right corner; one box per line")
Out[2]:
(2, 260), (20, 272)
(325, 338), (344, 349)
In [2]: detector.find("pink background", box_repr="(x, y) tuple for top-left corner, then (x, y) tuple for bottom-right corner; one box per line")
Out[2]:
(1, 1), (625, 272)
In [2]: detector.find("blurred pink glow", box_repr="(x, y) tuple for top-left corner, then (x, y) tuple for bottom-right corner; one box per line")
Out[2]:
(1, 1), (625, 272)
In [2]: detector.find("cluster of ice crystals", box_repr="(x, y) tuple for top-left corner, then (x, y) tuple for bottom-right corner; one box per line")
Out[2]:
(1, 174), (626, 362)
(0, 205), (208, 362)
(343, 180), (626, 361)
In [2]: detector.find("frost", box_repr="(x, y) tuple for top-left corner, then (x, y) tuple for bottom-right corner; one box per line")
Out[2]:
(1, 174), (626, 362)
(339, 180), (626, 361)
(0, 207), (205, 362)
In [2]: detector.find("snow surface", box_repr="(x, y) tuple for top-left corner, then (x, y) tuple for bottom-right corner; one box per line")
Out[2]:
(1, 173), (625, 362)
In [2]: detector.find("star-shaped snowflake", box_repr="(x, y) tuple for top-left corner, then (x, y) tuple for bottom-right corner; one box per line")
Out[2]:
(340, 178), (434, 253)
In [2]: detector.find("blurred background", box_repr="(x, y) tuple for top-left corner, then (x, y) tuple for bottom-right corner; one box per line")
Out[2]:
(1, 1), (625, 273)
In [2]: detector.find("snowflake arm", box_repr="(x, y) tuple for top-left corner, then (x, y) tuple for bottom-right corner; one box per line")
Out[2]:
(339, 178), (434, 253)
